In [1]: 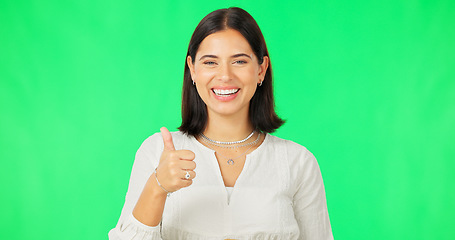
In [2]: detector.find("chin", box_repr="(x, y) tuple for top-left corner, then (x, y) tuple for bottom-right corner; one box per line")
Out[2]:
(208, 104), (249, 117)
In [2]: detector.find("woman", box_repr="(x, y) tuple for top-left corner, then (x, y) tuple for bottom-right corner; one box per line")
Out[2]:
(109, 7), (333, 240)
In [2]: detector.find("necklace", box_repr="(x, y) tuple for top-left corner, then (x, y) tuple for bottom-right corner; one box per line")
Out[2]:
(200, 130), (255, 145)
(204, 133), (261, 165)
(200, 132), (261, 149)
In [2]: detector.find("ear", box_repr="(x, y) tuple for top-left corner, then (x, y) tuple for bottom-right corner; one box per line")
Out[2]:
(187, 56), (195, 80)
(258, 56), (269, 84)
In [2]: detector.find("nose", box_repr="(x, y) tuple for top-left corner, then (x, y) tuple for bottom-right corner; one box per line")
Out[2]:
(217, 63), (232, 82)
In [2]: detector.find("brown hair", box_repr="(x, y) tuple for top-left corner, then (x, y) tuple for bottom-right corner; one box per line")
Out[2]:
(178, 7), (284, 136)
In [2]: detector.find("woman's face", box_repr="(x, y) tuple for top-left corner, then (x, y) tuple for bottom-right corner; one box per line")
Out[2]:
(187, 29), (269, 119)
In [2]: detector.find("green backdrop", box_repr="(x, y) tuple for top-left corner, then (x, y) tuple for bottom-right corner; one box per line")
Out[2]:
(1, 0), (454, 239)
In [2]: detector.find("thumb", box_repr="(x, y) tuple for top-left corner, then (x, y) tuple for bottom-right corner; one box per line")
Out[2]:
(160, 127), (175, 151)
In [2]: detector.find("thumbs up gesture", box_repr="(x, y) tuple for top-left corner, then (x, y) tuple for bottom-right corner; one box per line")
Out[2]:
(155, 127), (196, 193)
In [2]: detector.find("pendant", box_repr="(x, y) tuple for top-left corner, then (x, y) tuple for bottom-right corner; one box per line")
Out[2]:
(227, 159), (234, 165)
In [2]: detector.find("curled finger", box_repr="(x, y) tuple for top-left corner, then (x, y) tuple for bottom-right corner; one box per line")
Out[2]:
(182, 179), (193, 188)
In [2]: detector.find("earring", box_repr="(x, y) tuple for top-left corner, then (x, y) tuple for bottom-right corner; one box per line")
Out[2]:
(258, 81), (263, 86)
(192, 80), (195, 85)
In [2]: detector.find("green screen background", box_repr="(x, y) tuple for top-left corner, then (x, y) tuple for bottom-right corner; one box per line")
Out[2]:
(1, 0), (454, 239)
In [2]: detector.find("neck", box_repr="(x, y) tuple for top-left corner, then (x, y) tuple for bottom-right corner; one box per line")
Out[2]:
(203, 111), (254, 142)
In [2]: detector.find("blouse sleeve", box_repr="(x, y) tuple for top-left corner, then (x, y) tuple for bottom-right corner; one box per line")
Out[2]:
(292, 148), (333, 240)
(108, 133), (164, 240)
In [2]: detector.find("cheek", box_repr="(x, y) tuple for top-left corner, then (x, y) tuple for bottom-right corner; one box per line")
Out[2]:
(238, 67), (259, 82)
(195, 68), (216, 80)
(195, 85), (210, 104)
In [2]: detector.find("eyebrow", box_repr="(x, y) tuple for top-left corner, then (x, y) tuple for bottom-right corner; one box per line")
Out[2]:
(198, 53), (252, 61)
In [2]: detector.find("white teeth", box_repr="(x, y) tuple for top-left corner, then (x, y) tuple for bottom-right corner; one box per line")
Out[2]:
(213, 89), (239, 96)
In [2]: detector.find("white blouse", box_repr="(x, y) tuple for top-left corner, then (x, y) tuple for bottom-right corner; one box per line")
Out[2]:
(109, 132), (333, 240)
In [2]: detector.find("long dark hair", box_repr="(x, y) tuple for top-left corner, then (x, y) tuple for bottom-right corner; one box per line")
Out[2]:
(178, 7), (284, 136)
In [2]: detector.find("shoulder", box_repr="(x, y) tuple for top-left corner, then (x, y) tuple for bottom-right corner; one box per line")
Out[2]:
(169, 131), (190, 147)
(266, 135), (323, 191)
(266, 134), (313, 158)
(265, 134), (318, 172)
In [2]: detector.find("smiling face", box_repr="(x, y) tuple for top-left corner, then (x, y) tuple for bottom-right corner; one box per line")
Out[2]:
(187, 29), (269, 119)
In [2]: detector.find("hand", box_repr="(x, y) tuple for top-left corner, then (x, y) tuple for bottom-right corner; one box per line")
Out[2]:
(155, 127), (196, 193)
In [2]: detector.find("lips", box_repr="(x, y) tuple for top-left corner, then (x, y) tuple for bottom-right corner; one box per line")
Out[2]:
(211, 87), (240, 101)
(212, 88), (240, 96)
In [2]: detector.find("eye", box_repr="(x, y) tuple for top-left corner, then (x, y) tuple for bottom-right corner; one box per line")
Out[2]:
(233, 60), (248, 64)
(203, 61), (217, 66)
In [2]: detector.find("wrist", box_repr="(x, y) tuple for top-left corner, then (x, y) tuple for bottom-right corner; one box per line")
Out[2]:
(133, 175), (167, 227)
(146, 173), (169, 199)
(153, 168), (173, 197)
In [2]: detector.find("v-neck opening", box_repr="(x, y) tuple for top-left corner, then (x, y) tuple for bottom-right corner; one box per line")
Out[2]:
(190, 134), (269, 187)
(190, 133), (269, 205)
